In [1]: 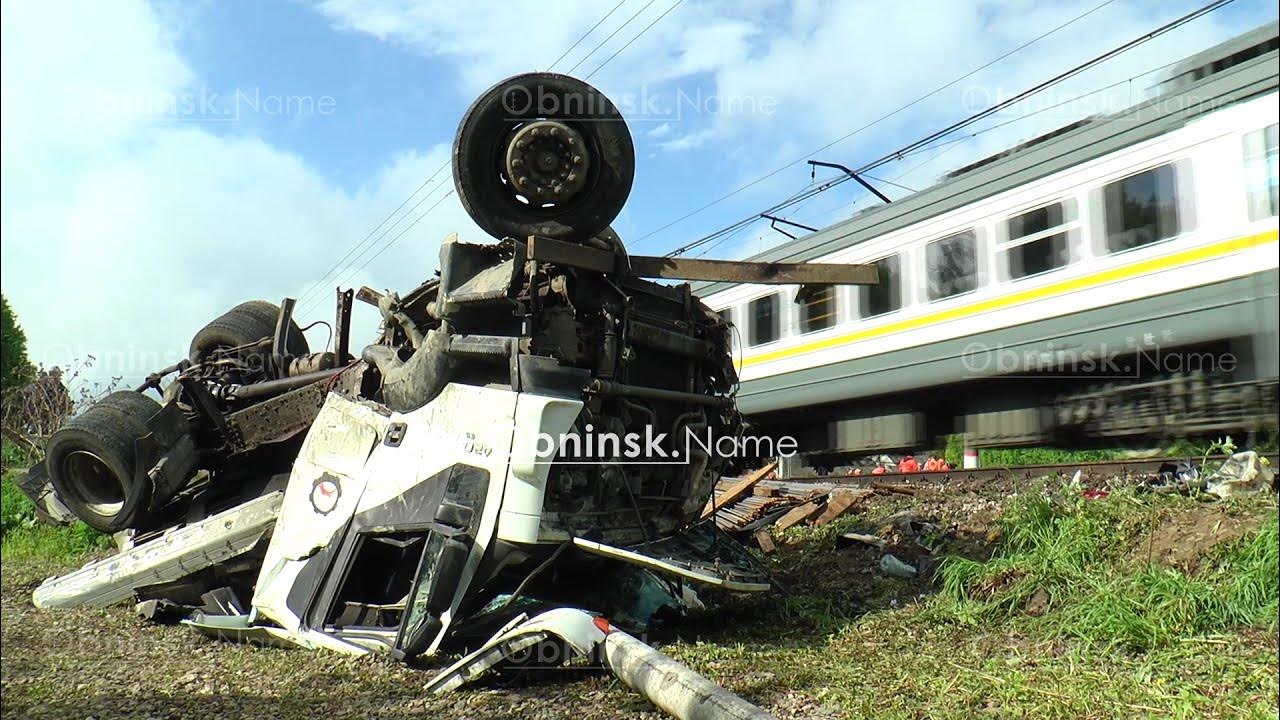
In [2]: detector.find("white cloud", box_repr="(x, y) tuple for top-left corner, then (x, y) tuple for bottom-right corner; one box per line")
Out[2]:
(2, 0), (1270, 388)
(308, 0), (1268, 259)
(0, 0), (482, 384)
(658, 127), (718, 151)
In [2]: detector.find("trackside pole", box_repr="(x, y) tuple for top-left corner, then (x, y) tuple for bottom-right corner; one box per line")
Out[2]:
(601, 626), (776, 720)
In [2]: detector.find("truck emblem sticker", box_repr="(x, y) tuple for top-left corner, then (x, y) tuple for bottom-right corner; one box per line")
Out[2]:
(310, 474), (342, 515)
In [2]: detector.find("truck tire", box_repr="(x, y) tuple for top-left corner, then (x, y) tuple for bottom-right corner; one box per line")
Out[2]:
(453, 72), (634, 244)
(189, 301), (309, 363)
(45, 393), (161, 532)
(95, 389), (162, 426)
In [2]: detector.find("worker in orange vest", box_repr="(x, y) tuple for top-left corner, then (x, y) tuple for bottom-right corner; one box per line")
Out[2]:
(923, 455), (942, 472)
(898, 455), (920, 473)
(871, 464), (887, 475)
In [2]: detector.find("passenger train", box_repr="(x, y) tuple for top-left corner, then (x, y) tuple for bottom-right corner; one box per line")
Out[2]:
(698, 23), (1280, 471)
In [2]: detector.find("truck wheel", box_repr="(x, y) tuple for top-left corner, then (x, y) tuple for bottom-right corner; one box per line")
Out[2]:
(45, 393), (160, 532)
(95, 389), (162, 425)
(453, 72), (634, 244)
(189, 301), (309, 363)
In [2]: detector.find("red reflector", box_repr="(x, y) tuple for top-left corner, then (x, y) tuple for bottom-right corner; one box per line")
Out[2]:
(592, 616), (613, 634)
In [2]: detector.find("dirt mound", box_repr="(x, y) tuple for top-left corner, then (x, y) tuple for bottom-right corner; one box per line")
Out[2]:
(1139, 505), (1263, 571)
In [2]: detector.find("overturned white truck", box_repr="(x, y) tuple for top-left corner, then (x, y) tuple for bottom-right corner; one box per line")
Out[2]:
(23, 73), (874, 700)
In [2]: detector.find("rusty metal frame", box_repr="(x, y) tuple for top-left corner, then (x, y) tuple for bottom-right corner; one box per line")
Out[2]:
(335, 288), (354, 364)
(525, 235), (878, 285)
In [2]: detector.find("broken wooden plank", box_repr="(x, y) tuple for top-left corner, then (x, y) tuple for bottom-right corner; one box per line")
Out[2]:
(701, 461), (778, 519)
(753, 529), (776, 555)
(813, 489), (873, 527)
(774, 500), (824, 532)
(753, 485), (780, 498)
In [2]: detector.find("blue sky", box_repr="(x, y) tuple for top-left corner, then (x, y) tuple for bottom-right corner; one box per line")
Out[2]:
(2, 0), (1275, 385)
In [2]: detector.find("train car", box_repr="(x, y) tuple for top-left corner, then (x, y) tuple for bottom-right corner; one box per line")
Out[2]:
(697, 23), (1280, 472)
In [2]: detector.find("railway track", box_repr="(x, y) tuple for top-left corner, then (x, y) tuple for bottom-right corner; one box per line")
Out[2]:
(781, 453), (1280, 487)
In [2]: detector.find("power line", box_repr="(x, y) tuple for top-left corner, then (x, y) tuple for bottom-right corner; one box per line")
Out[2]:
(787, 48), (1191, 233)
(565, 0), (661, 76)
(662, 0), (1235, 258)
(634, 0), (1122, 254)
(548, 0), (630, 72)
(586, 0), (684, 80)
(297, 188), (457, 317)
(294, 159), (450, 309)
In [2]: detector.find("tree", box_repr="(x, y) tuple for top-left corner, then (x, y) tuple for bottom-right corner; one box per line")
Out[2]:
(1, 294), (35, 392)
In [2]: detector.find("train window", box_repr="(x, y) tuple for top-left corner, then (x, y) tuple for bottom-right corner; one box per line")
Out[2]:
(748, 294), (780, 346)
(926, 230), (978, 300)
(859, 255), (902, 319)
(1244, 124), (1278, 220)
(797, 286), (837, 334)
(1103, 164), (1180, 252)
(1002, 201), (1074, 280)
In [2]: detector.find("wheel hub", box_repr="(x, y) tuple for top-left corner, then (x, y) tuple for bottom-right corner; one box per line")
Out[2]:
(64, 449), (125, 515)
(505, 120), (590, 204)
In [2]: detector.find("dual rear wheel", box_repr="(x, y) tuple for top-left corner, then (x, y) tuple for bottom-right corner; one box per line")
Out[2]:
(46, 300), (308, 532)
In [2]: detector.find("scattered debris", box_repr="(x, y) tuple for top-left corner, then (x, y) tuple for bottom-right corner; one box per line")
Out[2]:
(774, 500), (824, 532)
(879, 554), (918, 579)
(1206, 451), (1275, 498)
(753, 529), (777, 555)
(1143, 461), (1201, 494)
(814, 489), (874, 527)
(426, 608), (777, 719)
(702, 461), (779, 519)
(836, 532), (886, 550)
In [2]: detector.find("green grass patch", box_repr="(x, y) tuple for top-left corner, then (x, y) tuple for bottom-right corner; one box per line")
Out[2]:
(978, 446), (1126, 466)
(934, 490), (1279, 651)
(2, 470), (110, 563)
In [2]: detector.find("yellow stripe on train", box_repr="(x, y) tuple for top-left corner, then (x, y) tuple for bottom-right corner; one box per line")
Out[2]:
(740, 228), (1280, 370)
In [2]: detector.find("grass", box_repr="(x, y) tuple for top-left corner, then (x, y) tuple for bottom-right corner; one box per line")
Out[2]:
(1, 463), (110, 563)
(978, 446), (1126, 466)
(1, 435), (1274, 719)
(661, 489), (1280, 718)
(934, 490), (1278, 651)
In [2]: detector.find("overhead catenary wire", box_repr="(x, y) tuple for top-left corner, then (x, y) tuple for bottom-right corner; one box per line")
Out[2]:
(547, 0), (630, 72)
(785, 50), (1194, 232)
(660, 0), (1236, 258)
(586, 0), (684, 80)
(565, 0), (661, 76)
(634, 0), (1124, 254)
(293, 159), (450, 310)
(296, 3), (643, 314)
(297, 188), (458, 318)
